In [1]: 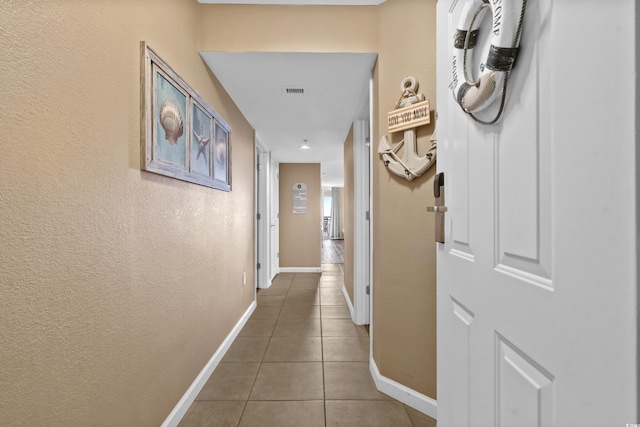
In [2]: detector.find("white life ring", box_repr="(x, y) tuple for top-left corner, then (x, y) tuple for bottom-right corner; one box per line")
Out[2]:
(452, 0), (527, 121)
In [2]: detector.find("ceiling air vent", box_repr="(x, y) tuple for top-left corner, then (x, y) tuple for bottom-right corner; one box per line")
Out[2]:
(283, 87), (305, 95)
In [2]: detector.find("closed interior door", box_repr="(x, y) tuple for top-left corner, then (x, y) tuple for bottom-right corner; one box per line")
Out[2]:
(436, 0), (638, 426)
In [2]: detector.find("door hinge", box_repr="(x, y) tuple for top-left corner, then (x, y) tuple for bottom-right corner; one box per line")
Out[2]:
(365, 211), (370, 221)
(257, 263), (261, 270)
(257, 213), (261, 220)
(277, 252), (279, 258)
(366, 285), (370, 295)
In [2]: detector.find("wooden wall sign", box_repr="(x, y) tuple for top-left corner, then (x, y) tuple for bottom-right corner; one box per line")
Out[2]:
(388, 99), (431, 133)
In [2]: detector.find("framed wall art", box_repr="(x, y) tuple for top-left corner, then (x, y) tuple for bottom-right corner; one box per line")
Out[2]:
(140, 41), (231, 191)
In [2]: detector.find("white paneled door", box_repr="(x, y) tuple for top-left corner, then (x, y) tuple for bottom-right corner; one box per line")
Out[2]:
(436, 1), (638, 426)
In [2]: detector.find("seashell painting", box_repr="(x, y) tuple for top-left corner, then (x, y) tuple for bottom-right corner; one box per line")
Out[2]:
(159, 100), (184, 145)
(142, 43), (230, 190)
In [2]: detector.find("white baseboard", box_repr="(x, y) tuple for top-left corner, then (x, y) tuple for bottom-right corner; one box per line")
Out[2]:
(278, 267), (322, 273)
(162, 301), (257, 427)
(369, 356), (437, 420)
(342, 285), (355, 320)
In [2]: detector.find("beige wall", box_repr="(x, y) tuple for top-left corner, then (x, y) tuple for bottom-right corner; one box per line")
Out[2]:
(0, 1), (255, 425)
(343, 125), (355, 303)
(372, 0), (438, 398)
(279, 163), (322, 268)
(198, 5), (378, 53)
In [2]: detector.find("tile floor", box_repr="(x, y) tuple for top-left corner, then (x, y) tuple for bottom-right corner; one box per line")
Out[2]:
(179, 265), (436, 427)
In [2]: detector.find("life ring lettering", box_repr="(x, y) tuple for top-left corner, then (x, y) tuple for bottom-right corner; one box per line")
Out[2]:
(451, 0), (527, 123)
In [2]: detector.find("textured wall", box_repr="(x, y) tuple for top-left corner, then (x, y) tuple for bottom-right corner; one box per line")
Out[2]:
(372, 0), (438, 399)
(198, 4), (378, 53)
(279, 164), (322, 268)
(0, 1), (255, 425)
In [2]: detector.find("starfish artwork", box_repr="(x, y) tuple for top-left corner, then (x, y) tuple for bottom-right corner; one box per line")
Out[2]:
(193, 123), (210, 163)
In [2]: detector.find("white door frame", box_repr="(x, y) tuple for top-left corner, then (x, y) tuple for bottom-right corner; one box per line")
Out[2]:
(352, 118), (371, 325)
(255, 137), (271, 289)
(352, 78), (373, 325)
(269, 156), (280, 281)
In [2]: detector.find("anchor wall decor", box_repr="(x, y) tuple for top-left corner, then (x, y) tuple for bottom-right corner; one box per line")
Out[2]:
(378, 76), (436, 181)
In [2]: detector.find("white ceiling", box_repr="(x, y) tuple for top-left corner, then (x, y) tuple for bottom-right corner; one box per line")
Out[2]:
(199, 0), (385, 4)
(200, 52), (376, 187)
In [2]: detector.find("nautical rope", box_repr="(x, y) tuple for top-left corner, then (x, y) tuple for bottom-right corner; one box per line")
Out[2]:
(464, 0), (528, 125)
(394, 88), (420, 109)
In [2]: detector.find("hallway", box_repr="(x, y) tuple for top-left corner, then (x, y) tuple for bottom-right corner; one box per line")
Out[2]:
(179, 266), (436, 426)
(322, 238), (344, 265)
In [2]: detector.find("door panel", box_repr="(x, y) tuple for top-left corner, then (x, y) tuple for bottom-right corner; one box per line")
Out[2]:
(449, 297), (473, 427)
(495, 334), (554, 427)
(450, 120), (474, 261)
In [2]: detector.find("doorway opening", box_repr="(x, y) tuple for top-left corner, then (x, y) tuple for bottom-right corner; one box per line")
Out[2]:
(322, 187), (345, 264)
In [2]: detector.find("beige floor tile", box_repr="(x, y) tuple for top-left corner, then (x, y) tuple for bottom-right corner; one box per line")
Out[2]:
(321, 293), (347, 306)
(323, 336), (370, 362)
(404, 404), (438, 427)
(293, 272), (321, 281)
(238, 317), (276, 337)
(179, 401), (245, 427)
(239, 400), (325, 427)
(263, 337), (322, 362)
(222, 337), (269, 362)
(197, 363), (260, 401)
(320, 305), (351, 319)
(318, 281), (344, 289)
(273, 272), (295, 281)
(324, 362), (389, 400)
(279, 304), (320, 319)
(291, 279), (320, 288)
(249, 362), (324, 400)
(273, 318), (321, 337)
(256, 295), (285, 306)
(320, 287), (343, 297)
(322, 319), (369, 337)
(250, 305), (281, 320)
(319, 278), (344, 287)
(284, 289), (320, 305)
(319, 274), (344, 281)
(289, 281), (319, 289)
(321, 269), (342, 276)
(256, 281), (290, 296)
(325, 400), (413, 427)
(287, 288), (319, 296)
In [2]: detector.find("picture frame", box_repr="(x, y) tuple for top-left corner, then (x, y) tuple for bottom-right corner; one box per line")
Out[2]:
(141, 41), (231, 191)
